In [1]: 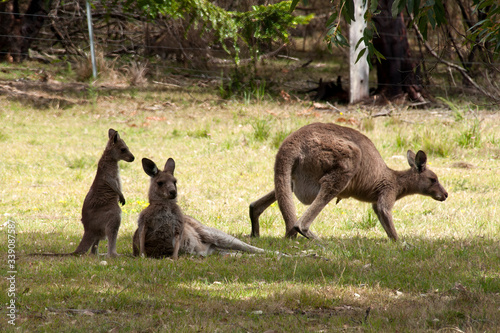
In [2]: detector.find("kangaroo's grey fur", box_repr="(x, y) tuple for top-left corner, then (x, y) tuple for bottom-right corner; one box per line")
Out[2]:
(133, 157), (264, 259)
(72, 128), (135, 256)
(249, 122), (448, 240)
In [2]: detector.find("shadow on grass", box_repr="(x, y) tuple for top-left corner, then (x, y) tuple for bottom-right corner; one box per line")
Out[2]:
(17, 231), (500, 292)
(11, 232), (500, 331)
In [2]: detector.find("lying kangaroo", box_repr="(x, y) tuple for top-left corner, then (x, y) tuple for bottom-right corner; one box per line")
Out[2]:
(72, 128), (135, 256)
(133, 157), (264, 259)
(249, 122), (448, 240)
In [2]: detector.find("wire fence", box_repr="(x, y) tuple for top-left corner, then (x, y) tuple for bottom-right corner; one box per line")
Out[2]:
(0, 5), (499, 101)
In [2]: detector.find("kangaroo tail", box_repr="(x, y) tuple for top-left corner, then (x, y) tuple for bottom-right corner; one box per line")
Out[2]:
(27, 252), (77, 257)
(274, 142), (298, 236)
(196, 224), (264, 253)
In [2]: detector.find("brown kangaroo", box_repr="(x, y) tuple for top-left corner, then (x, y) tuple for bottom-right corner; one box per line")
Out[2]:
(133, 158), (264, 259)
(71, 128), (135, 256)
(249, 122), (448, 240)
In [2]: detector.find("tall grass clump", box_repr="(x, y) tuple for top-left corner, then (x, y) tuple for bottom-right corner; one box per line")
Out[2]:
(74, 51), (121, 83)
(457, 118), (482, 148)
(359, 210), (378, 230)
(395, 131), (410, 150)
(0, 129), (8, 141)
(187, 126), (211, 139)
(437, 97), (464, 121)
(271, 127), (292, 149)
(122, 61), (148, 86)
(361, 117), (375, 132)
(243, 80), (267, 104)
(219, 68), (269, 103)
(400, 128), (453, 157)
(251, 117), (272, 142)
(64, 155), (95, 169)
(420, 129), (453, 157)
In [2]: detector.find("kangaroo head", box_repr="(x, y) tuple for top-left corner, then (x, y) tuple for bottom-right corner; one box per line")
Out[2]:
(407, 150), (448, 202)
(107, 128), (135, 163)
(142, 158), (177, 202)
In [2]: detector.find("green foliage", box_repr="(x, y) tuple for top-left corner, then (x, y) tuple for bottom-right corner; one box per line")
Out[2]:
(116, 0), (311, 66)
(291, 0), (498, 61)
(234, 2), (313, 62)
(469, 0), (500, 58)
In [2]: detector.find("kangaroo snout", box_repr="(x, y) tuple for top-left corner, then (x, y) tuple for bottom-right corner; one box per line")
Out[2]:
(125, 154), (135, 162)
(168, 188), (177, 199)
(430, 182), (448, 202)
(435, 188), (448, 201)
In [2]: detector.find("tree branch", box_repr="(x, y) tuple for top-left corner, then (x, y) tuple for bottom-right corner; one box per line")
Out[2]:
(411, 17), (499, 102)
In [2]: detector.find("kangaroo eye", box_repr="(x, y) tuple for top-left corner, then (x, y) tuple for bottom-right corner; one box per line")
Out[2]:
(121, 148), (127, 153)
(430, 178), (437, 184)
(157, 181), (164, 187)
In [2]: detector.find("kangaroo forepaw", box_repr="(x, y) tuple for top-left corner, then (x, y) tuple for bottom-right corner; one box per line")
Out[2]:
(305, 230), (318, 239)
(294, 226), (310, 239)
(285, 228), (298, 239)
(293, 227), (318, 240)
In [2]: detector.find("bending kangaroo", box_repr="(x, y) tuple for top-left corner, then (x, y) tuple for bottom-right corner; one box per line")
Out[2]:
(249, 122), (448, 240)
(133, 158), (264, 259)
(72, 128), (135, 256)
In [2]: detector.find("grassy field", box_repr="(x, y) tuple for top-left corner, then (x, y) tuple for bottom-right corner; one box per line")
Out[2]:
(0, 83), (499, 332)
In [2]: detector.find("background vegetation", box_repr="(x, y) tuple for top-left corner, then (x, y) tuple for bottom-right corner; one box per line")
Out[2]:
(1, 0), (498, 101)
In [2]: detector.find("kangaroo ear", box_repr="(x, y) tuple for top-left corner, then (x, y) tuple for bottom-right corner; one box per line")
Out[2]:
(142, 158), (159, 177)
(407, 150), (417, 169)
(415, 150), (427, 172)
(108, 129), (119, 143)
(164, 158), (175, 174)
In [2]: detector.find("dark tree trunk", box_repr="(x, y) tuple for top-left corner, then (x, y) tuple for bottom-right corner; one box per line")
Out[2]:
(0, 1), (18, 62)
(0, 0), (51, 62)
(372, 0), (424, 101)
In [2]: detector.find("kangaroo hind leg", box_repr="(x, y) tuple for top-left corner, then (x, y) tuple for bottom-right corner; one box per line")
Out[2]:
(295, 169), (357, 239)
(105, 218), (121, 257)
(201, 226), (264, 254)
(249, 190), (276, 237)
(90, 239), (100, 254)
(73, 231), (97, 255)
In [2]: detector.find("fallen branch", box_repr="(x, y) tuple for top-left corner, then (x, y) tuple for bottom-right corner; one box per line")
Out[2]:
(46, 308), (111, 315)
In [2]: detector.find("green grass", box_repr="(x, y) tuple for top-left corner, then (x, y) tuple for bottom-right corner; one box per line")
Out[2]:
(0, 90), (499, 332)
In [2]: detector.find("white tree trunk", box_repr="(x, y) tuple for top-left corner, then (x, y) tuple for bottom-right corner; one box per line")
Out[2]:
(349, 0), (369, 103)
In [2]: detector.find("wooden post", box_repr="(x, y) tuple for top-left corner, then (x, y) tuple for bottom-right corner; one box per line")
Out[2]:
(349, 0), (369, 103)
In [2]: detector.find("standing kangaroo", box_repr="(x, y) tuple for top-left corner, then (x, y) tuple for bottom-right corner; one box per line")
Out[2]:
(249, 122), (448, 240)
(72, 128), (135, 257)
(133, 158), (264, 259)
